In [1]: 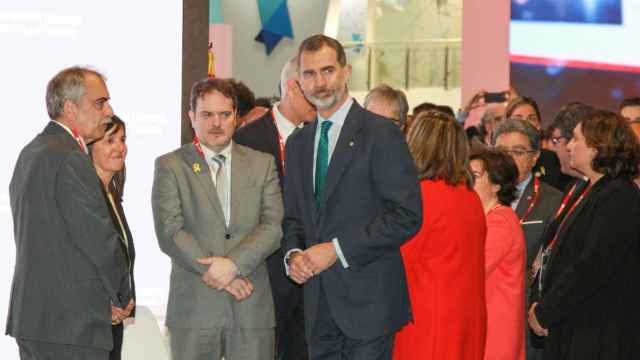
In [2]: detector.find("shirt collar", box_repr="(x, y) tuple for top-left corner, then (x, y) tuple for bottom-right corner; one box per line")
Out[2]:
(202, 141), (232, 164)
(317, 97), (354, 127)
(517, 173), (533, 194)
(273, 102), (300, 136)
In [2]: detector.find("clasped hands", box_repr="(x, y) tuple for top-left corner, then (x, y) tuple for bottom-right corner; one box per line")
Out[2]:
(288, 242), (338, 285)
(111, 299), (135, 325)
(196, 256), (253, 301)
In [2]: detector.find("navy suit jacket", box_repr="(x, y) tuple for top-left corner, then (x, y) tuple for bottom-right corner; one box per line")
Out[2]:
(282, 101), (422, 340)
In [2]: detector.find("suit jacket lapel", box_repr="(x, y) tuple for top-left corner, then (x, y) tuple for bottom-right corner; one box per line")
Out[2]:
(302, 119), (318, 220)
(179, 144), (226, 221)
(230, 144), (250, 228)
(321, 103), (362, 207)
(515, 178), (535, 218)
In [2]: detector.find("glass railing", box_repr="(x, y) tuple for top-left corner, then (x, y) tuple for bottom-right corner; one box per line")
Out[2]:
(343, 39), (462, 92)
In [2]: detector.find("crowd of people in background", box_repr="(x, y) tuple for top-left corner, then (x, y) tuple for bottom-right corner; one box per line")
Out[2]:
(6, 33), (640, 360)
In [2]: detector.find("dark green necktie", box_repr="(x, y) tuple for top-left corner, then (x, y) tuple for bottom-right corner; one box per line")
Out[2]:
(315, 120), (333, 209)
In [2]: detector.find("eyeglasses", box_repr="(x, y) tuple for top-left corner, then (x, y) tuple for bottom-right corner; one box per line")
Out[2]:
(550, 136), (566, 146)
(496, 147), (536, 157)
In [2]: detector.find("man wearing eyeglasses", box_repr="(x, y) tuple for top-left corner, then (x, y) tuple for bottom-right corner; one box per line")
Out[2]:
(493, 118), (563, 360)
(547, 102), (594, 190)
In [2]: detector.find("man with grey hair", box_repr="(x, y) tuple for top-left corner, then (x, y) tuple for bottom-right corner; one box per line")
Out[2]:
(7, 66), (131, 359)
(233, 55), (315, 360)
(493, 118), (562, 360)
(364, 84), (409, 130)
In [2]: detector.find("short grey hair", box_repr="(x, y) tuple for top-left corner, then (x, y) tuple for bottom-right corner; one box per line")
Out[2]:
(280, 56), (299, 96)
(46, 66), (106, 120)
(492, 117), (541, 152)
(364, 84), (409, 126)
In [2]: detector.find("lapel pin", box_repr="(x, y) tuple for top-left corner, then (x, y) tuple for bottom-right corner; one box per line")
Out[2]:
(349, 141), (354, 147)
(192, 163), (201, 174)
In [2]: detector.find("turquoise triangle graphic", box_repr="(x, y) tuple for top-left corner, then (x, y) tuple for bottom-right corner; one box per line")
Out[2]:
(257, 0), (285, 26)
(264, 2), (293, 38)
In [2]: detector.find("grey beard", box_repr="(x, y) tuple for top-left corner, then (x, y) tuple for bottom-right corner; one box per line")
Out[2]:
(309, 92), (338, 110)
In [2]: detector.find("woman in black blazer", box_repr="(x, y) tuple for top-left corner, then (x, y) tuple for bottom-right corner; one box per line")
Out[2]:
(528, 110), (640, 359)
(90, 115), (136, 360)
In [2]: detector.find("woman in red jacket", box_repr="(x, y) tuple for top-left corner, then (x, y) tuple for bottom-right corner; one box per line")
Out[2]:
(394, 111), (487, 360)
(470, 149), (526, 360)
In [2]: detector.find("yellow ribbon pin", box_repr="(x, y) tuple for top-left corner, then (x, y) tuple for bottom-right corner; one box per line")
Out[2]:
(193, 163), (201, 174)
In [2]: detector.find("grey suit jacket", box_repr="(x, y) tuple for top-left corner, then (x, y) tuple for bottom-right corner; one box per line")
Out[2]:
(152, 142), (283, 329)
(6, 122), (130, 350)
(515, 177), (563, 268)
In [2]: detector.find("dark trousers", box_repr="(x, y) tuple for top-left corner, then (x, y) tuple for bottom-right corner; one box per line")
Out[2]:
(17, 339), (109, 360)
(308, 286), (395, 360)
(110, 323), (123, 360)
(276, 296), (308, 360)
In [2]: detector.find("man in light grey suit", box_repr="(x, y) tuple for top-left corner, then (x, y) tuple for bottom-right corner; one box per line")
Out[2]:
(152, 78), (283, 360)
(7, 66), (132, 360)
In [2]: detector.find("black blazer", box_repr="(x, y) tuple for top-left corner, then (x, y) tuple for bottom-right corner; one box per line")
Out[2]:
(533, 149), (566, 191)
(104, 190), (136, 314)
(536, 175), (640, 359)
(282, 101), (422, 340)
(234, 111), (284, 187)
(515, 178), (563, 268)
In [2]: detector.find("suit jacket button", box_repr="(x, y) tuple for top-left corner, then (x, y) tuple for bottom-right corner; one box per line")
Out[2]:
(225, 234), (231, 240)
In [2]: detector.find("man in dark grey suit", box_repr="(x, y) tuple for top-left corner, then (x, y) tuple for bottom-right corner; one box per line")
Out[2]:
(7, 66), (131, 360)
(283, 35), (422, 360)
(493, 118), (563, 360)
(152, 78), (283, 360)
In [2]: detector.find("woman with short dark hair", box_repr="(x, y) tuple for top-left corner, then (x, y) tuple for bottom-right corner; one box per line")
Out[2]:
(393, 111), (487, 360)
(528, 110), (640, 359)
(470, 149), (526, 360)
(89, 115), (136, 360)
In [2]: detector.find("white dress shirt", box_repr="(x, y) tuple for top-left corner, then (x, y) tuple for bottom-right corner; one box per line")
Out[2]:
(272, 102), (303, 144)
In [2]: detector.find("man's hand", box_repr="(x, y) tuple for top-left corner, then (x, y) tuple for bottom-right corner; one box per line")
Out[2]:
(111, 299), (135, 324)
(528, 303), (549, 337)
(302, 242), (337, 276)
(288, 251), (314, 285)
(225, 278), (254, 301)
(196, 256), (238, 290)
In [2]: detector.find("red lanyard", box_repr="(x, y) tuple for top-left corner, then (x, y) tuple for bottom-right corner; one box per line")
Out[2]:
(271, 112), (286, 174)
(519, 177), (540, 223)
(193, 135), (205, 159)
(545, 182), (593, 251)
(552, 182), (580, 220)
(70, 128), (86, 153)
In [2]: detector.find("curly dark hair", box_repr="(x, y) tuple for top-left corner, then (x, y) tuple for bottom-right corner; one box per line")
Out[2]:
(470, 149), (519, 206)
(580, 110), (640, 179)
